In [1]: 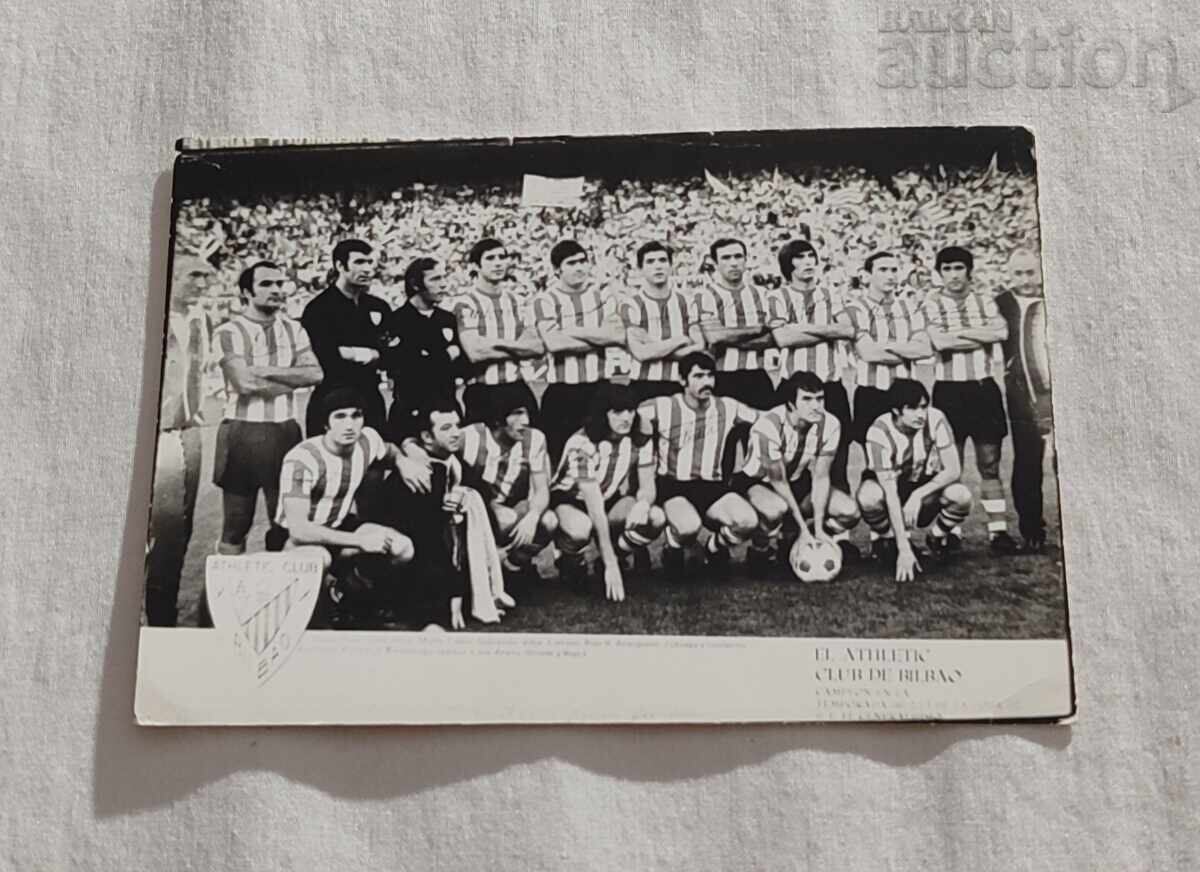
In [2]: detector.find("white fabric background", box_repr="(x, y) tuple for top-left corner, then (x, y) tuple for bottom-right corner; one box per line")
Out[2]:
(2, 0), (1197, 868)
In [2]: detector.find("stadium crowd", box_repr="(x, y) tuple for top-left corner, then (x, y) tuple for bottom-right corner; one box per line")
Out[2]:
(174, 160), (1040, 321)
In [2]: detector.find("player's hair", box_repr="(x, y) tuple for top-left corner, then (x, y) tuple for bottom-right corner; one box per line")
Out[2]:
(417, 397), (462, 437)
(550, 239), (588, 271)
(331, 239), (373, 271)
(237, 260), (280, 301)
(320, 387), (366, 431)
(709, 238), (747, 263)
(679, 350), (718, 380)
(404, 257), (438, 297)
(484, 382), (536, 428)
(887, 378), (929, 412)
(778, 370), (825, 406)
(936, 245), (974, 274)
(468, 238), (506, 267)
(172, 254), (213, 281)
(582, 383), (639, 443)
(635, 240), (673, 268)
(777, 240), (818, 281)
(864, 251), (897, 273)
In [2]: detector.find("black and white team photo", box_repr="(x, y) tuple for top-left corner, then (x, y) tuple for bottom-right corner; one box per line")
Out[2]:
(144, 127), (1067, 641)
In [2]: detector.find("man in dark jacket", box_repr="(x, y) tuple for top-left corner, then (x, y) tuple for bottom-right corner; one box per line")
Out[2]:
(382, 257), (467, 442)
(995, 249), (1054, 553)
(360, 400), (470, 629)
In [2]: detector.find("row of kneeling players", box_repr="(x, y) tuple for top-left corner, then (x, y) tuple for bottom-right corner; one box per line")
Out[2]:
(277, 352), (1004, 631)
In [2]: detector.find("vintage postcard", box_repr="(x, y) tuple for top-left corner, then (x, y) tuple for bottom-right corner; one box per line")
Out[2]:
(135, 127), (1073, 725)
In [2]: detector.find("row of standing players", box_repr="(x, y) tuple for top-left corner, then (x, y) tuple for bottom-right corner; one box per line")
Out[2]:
(145, 234), (1051, 628)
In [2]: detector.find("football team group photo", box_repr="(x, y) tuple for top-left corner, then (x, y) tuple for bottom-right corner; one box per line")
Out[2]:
(145, 128), (1067, 640)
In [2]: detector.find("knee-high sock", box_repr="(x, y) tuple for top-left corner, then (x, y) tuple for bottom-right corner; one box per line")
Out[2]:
(980, 479), (1007, 537)
(860, 502), (893, 537)
(706, 524), (746, 553)
(931, 498), (972, 540)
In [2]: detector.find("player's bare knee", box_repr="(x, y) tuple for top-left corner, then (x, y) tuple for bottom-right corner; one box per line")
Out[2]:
(832, 492), (861, 526)
(670, 513), (702, 542)
(539, 510), (559, 537)
(394, 534), (414, 564)
(976, 444), (1002, 479)
(559, 514), (591, 548)
(647, 505), (667, 530)
(731, 503), (759, 535)
(856, 480), (885, 514)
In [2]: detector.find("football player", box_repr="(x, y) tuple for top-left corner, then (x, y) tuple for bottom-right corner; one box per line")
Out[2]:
(454, 238), (543, 427)
(731, 371), (862, 574)
(637, 351), (760, 575)
(856, 379), (973, 582)
(550, 383), (665, 600)
(620, 240), (706, 403)
(923, 245), (1017, 553)
(530, 239), (624, 463)
(458, 382), (558, 593)
(213, 261), (323, 557)
(276, 387), (433, 626)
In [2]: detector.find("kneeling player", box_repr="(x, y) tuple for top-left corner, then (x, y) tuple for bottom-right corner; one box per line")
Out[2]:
(276, 388), (435, 626)
(459, 383), (558, 594)
(731, 371), (861, 575)
(855, 379), (973, 583)
(639, 351), (761, 575)
(550, 384), (665, 601)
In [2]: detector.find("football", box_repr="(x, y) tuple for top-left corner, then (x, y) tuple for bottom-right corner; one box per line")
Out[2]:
(789, 538), (843, 583)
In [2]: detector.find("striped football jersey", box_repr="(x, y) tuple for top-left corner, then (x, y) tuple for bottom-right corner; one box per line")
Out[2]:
(767, 286), (845, 383)
(530, 285), (615, 384)
(649, 394), (758, 481)
(738, 406), (840, 482)
(921, 288), (1002, 381)
(865, 407), (955, 484)
(214, 314), (312, 423)
(552, 431), (646, 502)
(452, 287), (530, 385)
(276, 426), (387, 529)
(844, 295), (928, 390)
(693, 280), (775, 371)
(619, 288), (698, 381)
(460, 422), (549, 506)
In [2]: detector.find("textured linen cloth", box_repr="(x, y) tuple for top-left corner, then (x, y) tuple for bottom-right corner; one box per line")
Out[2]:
(2, 0), (1198, 869)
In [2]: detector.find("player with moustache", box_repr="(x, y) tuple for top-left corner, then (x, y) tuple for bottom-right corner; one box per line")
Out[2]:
(145, 255), (215, 626)
(693, 237), (779, 410)
(530, 240), (625, 464)
(619, 241), (706, 404)
(730, 371), (862, 575)
(769, 240), (857, 495)
(301, 239), (391, 437)
(458, 383), (558, 595)
(212, 261), (323, 559)
(923, 245), (1018, 554)
(995, 248), (1053, 553)
(382, 256), (468, 442)
(856, 379), (973, 582)
(276, 388), (435, 628)
(454, 238), (543, 426)
(637, 351), (760, 576)
(549, 383), (665, 600)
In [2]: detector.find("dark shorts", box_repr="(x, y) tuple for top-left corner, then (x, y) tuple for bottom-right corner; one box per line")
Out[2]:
(549, 489), (624, 513)
(656, 476), (729, 518)
(213, 419), (303, 496)
(860, 472), (945, 527)
(933, 378), (1008, 444)
(730, 469), (813, 503)
(715, 369), (776, 410)
(851, 385), (893, 444)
